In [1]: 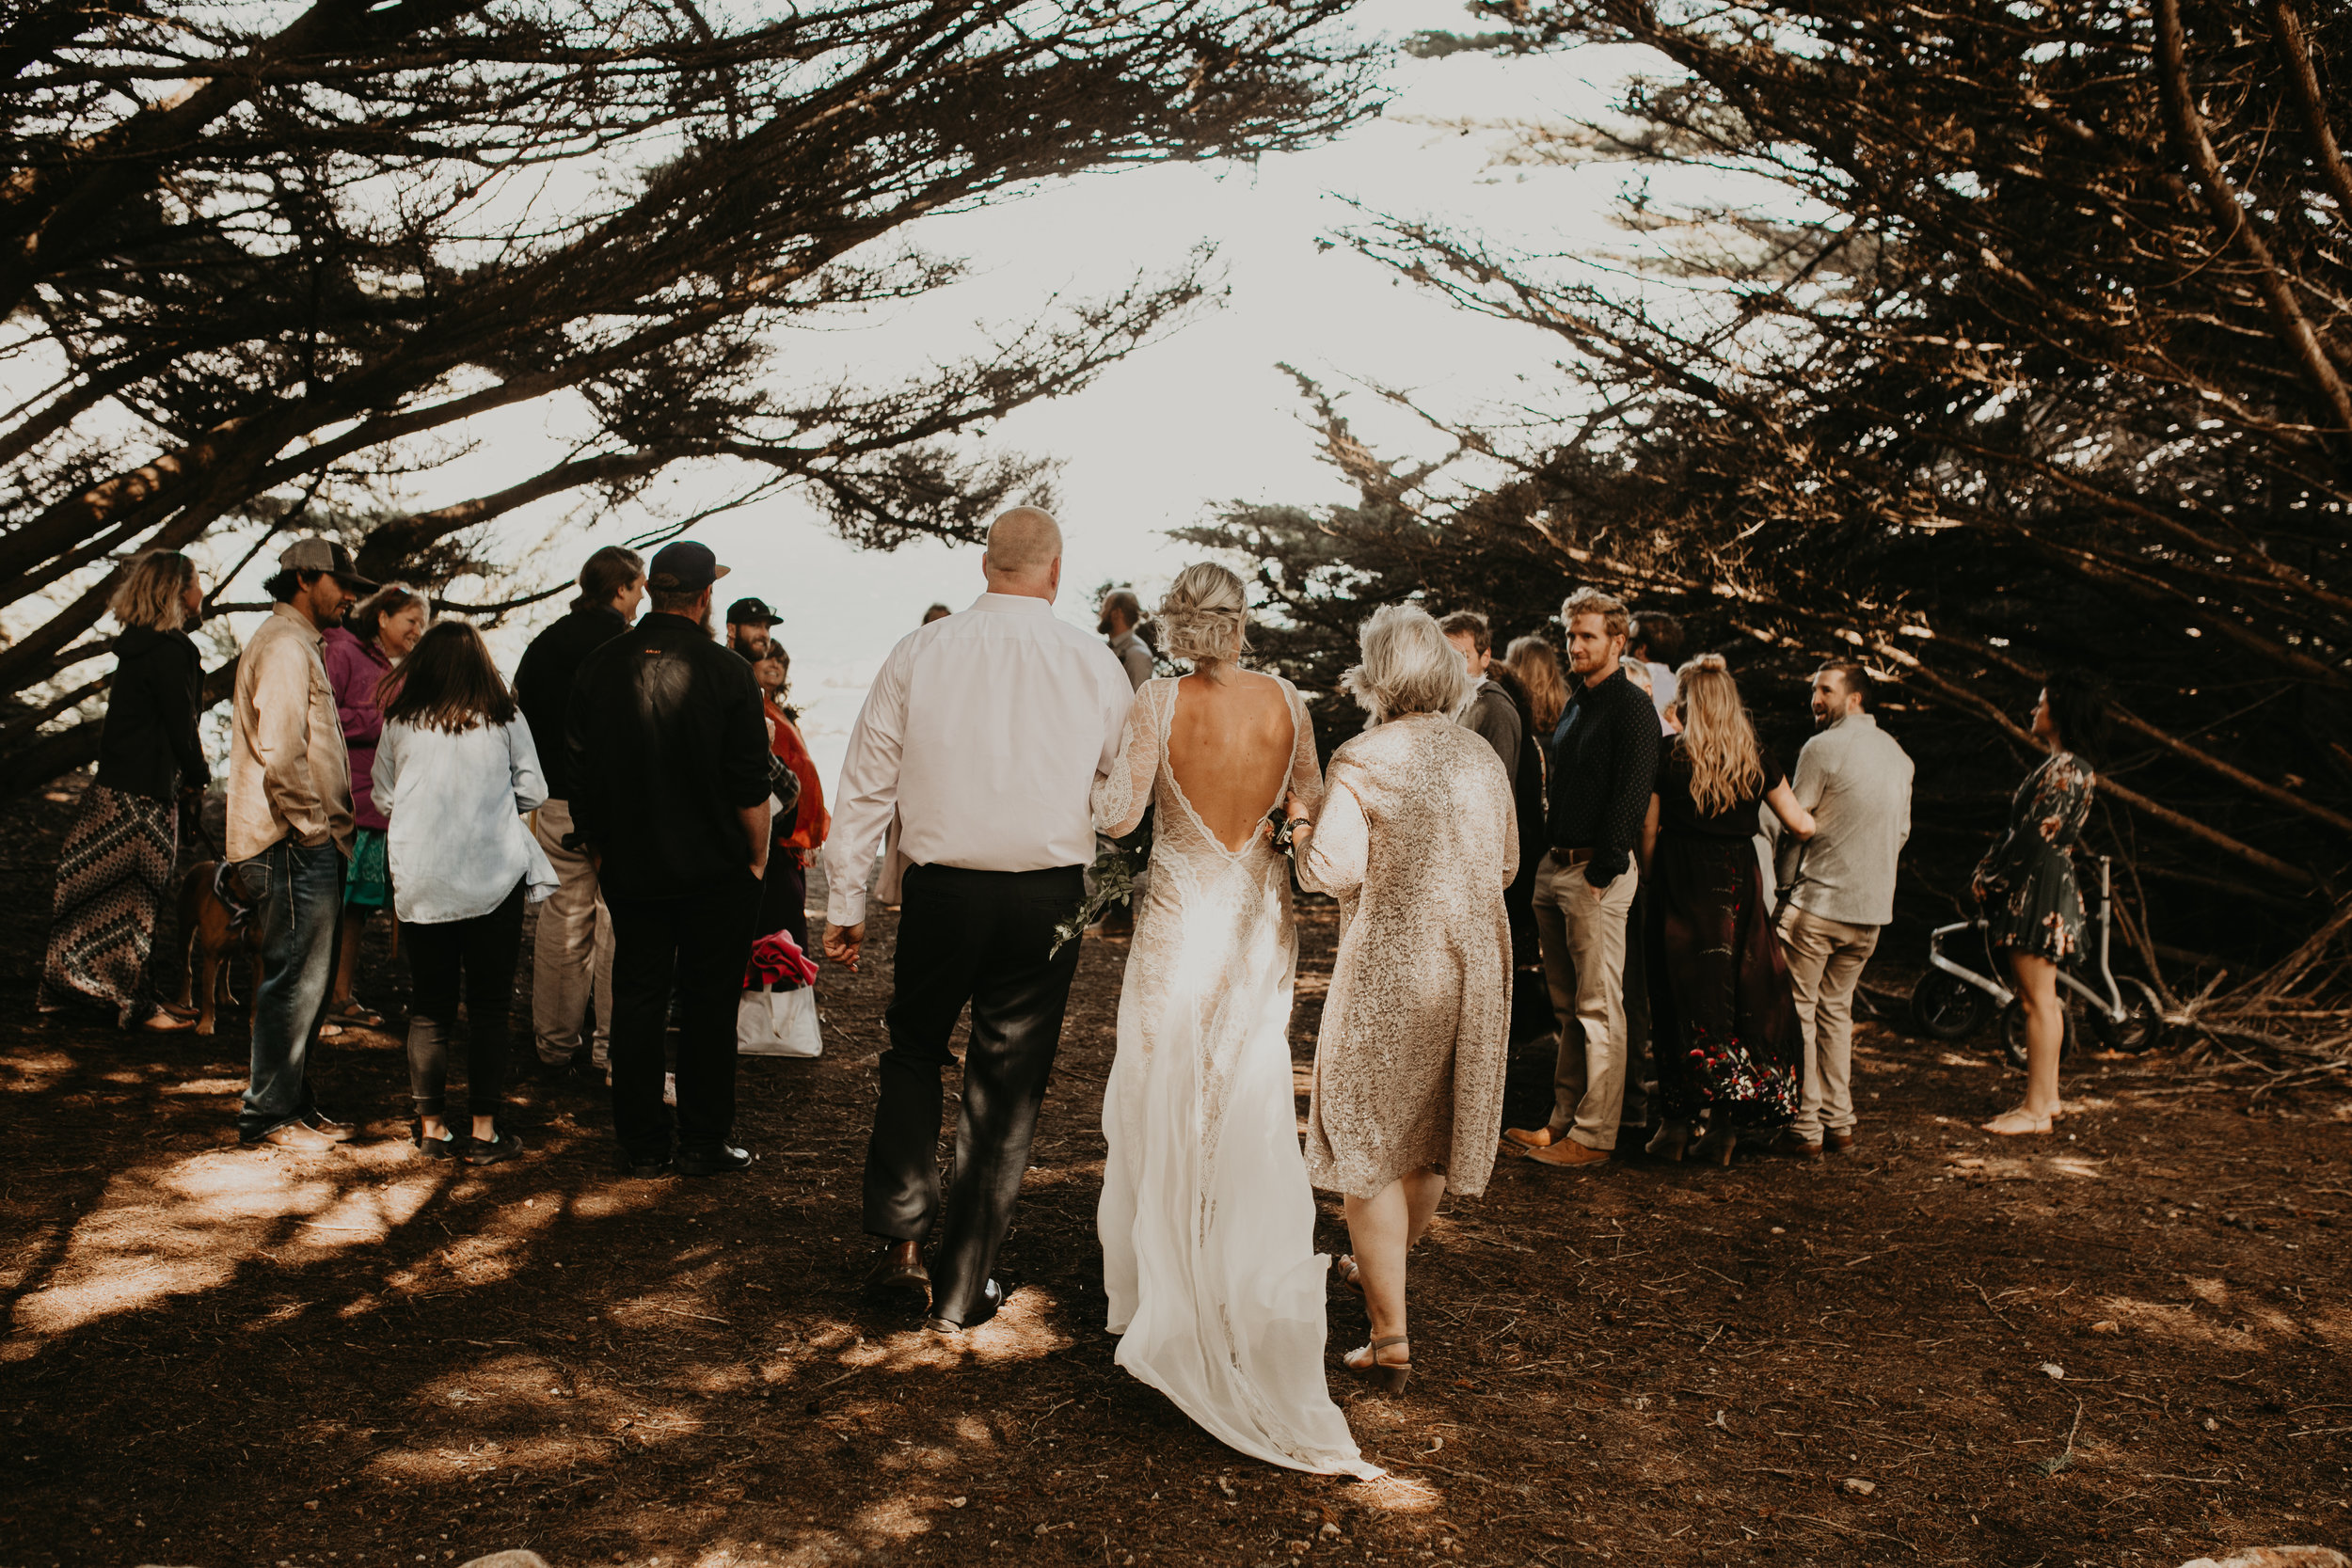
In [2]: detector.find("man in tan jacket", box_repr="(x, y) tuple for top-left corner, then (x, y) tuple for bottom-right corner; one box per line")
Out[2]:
(230, 538), (371, 1149)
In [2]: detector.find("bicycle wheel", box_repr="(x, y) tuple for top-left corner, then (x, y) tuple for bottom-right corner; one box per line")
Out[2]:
(2088, 977), (2169, 1054)
(1910, 970), (1991, 1041)
(2001, 999), (2078, 1071)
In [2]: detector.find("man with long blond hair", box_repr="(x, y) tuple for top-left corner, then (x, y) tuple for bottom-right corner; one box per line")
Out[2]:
(1507, 588), (1661, 1171)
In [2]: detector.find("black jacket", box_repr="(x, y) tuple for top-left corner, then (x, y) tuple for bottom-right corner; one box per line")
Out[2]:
(1545, 664), (1661, 886)
(565, 612), (772, 901)
(1484, 665), (1549, 876)
(93, 626), (207, 803)
(514, 604), (628, 802)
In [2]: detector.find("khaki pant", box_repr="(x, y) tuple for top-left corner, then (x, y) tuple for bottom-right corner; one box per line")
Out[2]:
(1775, 904), (1879, 1141)
(1531, 853), (1640, 1150)
(530, 800), (613, 1068)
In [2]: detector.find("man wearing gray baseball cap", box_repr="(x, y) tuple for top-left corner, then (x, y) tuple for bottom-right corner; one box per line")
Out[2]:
(228, 537), (377, 1151)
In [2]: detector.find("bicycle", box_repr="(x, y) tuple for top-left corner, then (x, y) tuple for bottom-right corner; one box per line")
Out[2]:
(1909, 855), (2169, 1068)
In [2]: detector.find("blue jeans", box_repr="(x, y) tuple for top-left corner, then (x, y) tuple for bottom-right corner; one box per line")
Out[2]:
(236, 838), (345, 1140)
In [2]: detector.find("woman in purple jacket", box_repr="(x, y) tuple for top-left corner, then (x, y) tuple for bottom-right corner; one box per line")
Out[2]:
(322, 583), (429, 1028)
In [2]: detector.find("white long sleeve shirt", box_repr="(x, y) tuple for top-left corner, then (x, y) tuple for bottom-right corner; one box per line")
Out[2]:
(824, 593), (1135, 927)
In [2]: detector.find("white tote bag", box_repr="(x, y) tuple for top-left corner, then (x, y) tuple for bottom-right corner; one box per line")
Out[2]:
(737, 985), (823, 1058)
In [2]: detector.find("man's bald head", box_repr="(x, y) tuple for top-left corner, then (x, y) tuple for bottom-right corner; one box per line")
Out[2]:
(982, 506), (1063, 599)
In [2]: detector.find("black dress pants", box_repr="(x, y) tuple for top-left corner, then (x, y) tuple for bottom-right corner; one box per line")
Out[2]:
(863, 863), (1085, 1325)
(607, 873), (760, 1162)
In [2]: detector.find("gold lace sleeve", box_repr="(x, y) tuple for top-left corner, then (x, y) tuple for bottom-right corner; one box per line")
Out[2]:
(1298, 756), (1368, 897)
(1093, 678), (1161, 837)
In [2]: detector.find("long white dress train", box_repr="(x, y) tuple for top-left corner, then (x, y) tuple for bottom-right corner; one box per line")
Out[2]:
(1093, 675), (1378, 1479)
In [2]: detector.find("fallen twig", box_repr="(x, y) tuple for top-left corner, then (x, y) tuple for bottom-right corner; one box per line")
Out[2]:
(1781, 1513), (1918, 1556)
(1970, 1281), (2018, 1331)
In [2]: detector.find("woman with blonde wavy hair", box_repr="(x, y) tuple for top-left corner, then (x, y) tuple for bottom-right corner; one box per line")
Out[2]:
(1092, 562), (1377, 1478)
(39, 550), (210, 1030)
(1638, 654), (1816, 1164)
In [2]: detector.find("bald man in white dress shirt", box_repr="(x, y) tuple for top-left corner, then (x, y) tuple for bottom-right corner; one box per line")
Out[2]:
(824, 508), (1134, 1334)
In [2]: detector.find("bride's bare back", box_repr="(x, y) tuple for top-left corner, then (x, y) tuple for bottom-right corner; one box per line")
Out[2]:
(1167, 670), (1297, 851)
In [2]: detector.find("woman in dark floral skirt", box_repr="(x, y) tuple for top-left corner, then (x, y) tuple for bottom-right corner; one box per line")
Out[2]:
(1974, 671), (2107, 1136)
(1640, 656), (1816, 1165)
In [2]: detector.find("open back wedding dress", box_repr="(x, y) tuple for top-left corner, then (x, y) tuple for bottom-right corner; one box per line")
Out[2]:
(1093, 674), (1377, 1479)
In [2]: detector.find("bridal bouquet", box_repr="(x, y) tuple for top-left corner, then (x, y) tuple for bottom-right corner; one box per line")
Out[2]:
(744, 928), (820, 991)
(1048, 842), (1144, 958)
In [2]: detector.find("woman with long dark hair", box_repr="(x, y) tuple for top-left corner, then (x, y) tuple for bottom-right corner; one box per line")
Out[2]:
(321, 581), (429, 1028)
(40, 550), (209, 1029)
(372, 621), (556, 1162)
(1974, 671), (2108, 1135)
(1640, 656), (1816, 1165)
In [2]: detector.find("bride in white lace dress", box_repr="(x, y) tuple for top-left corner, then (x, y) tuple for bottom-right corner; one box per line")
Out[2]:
(1092, 563), (1377, 1479)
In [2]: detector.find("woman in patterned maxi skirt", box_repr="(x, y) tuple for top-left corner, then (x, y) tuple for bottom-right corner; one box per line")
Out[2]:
(39, 551), (210, 1029)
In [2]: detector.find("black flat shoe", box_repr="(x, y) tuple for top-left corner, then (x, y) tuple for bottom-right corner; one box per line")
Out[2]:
(924, 1277), (1004, 1335)
(467, 1129), (527, 1165)
(414, 1129), (465, 1162)
(674, 1143), (752, 1177)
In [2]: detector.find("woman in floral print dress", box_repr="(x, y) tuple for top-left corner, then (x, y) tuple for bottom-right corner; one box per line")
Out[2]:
(1972, 671), (2108, 1136)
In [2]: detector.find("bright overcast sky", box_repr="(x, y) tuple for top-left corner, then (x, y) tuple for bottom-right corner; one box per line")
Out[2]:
(217, 2), (1651, 787)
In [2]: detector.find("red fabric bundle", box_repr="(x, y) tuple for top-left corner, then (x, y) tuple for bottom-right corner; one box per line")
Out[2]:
(745, 928), (819, 991)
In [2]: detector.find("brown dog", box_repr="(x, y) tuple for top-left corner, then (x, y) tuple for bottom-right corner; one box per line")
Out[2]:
(175, 860), (264, 1036)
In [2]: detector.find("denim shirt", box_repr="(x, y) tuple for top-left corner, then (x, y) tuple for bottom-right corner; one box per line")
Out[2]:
(373, 716), (559, 923)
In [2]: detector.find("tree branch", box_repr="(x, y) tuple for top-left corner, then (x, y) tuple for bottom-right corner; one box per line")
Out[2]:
(2266, 0), (2352, 227)
(2156, 0), (2352, 441)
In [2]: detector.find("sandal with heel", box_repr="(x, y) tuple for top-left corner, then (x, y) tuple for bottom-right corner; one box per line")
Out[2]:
(1334, 1255), (1365, 1298)
(1345, 1335), (1411, 1396)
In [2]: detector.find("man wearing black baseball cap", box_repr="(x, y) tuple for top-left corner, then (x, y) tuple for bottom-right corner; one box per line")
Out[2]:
(724, 595), (777, 660)
(566, 540), (772, 1176)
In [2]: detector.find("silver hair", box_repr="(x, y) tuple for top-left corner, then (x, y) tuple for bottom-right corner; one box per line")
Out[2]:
(1156, 562), (1250, 667)
(1342, 603), (1471, 723)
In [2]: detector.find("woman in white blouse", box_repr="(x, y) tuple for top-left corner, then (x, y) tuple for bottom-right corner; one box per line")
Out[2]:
(373, 622), (557, 1163)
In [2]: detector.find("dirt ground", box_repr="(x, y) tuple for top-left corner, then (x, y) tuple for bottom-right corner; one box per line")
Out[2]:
(3, 778), (2348, 1568)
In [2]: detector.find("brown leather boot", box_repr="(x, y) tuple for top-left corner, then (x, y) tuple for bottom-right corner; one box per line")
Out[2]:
(1822, 1127), (1856, 1153)
(1765, 1130), (1824, 1160)
(865, 1239), (930, 1308)
(1525, 1139), (1610, 1170)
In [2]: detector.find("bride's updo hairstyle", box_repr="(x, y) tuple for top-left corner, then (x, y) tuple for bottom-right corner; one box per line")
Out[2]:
(1343, 603), (1470, 724)
(1157, 562), (1250, 668)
